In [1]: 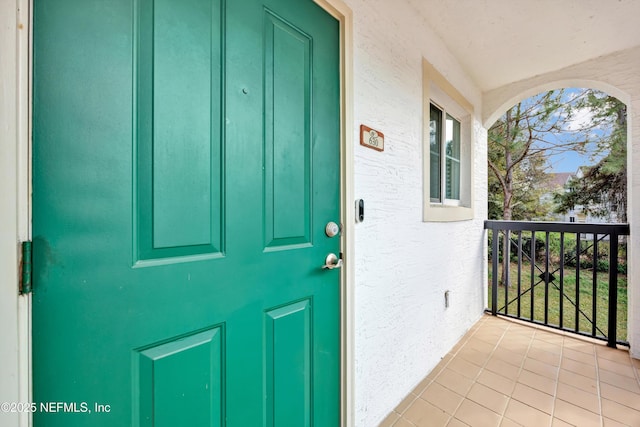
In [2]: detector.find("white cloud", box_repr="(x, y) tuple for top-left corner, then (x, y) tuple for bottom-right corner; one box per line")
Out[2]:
(565, 107), (595, 131)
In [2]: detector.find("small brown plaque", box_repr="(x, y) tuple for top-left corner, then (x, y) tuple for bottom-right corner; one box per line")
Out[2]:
(360, 125), (384, 152)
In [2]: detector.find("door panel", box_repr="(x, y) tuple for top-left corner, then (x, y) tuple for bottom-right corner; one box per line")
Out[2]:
(134, 326), (223, 427)
(264, 11), (312, 249)
(32, 0), (340, 425)
(265, 299), (312, 426)
(136, 0), (224, 259)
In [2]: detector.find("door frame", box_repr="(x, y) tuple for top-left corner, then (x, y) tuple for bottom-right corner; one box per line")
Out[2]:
(311, 1), (355, 425)
(0, 0), (32, 426)
(0, 0), (355, 425)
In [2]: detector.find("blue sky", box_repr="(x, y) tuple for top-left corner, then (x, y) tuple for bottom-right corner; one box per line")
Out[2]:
(549, 150), (595, 173)
(529, 87), (611, 174)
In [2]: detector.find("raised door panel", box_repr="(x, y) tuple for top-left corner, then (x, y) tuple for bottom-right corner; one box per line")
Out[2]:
(134, 327), (224, 427)
(136, 0), (224, 261)
(263, 11), (312, 250)
(264, 299), (312, 427)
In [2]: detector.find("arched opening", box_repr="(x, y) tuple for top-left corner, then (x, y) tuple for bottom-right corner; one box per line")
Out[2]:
(484, 83), (630, 348)
(483, 80), (631, 129)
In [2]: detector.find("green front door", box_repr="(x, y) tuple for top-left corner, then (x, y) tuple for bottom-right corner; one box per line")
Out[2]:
(32, 0), (340, 425)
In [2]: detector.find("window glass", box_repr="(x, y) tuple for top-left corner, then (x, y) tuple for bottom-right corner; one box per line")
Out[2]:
(430, 104), (442, 201)
(445, 114), (460, 200)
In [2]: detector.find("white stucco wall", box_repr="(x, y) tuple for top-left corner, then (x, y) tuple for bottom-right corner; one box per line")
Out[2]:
(483, 46), (640, 360)
(341, 0), (487, 425)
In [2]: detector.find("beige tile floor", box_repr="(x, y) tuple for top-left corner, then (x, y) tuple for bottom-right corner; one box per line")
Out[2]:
(380, 315), (640, 427)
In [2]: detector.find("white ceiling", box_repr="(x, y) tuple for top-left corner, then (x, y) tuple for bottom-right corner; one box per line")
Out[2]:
(410, 0), (640, 92)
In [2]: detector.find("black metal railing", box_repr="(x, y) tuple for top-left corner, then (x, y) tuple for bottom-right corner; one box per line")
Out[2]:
(484, 220), (630, 348)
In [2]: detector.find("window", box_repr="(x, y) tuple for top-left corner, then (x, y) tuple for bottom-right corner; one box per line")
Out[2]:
(423, 59), (474, 222)
(430, 103), (461, 204)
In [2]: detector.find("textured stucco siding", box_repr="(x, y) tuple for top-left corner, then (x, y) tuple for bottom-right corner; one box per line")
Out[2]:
(341, 0), (487, 425)
(483, 46), (640, 360)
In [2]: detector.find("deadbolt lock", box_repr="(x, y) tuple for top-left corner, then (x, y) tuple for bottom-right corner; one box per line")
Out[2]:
(325, 221), (340, 238)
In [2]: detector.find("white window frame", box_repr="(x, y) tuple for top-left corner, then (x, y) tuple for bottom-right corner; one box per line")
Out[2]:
(422, 58), (474, 222)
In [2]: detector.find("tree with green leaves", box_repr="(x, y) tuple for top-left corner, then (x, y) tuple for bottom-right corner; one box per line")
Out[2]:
(553, 91), (627, 222)
(488, 89), (592, 222)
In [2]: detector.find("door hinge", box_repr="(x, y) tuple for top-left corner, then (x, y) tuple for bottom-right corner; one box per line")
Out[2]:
(20, 241), (32, 294)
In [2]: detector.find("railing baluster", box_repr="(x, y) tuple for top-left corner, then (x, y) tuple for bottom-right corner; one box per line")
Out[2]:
(559, 232), (565, 330)
(592, 234), (598, 337)
(491, 228), (499, 316)
(575, 232), (581, 333)
(544, 231), (550, 325)
(608, 233), (619, 347)
(505, 230), (510, 315)
(517, 231), (522, 318)
(530, 230), (535, 322)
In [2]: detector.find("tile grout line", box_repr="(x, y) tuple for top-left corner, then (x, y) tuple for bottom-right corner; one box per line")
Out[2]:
(593, 344), (605, 427)
(519, 327), (561, 427)
(631, 353), (640, 389)
(493, 321), (522, 426)
(546, 331), (563, 427)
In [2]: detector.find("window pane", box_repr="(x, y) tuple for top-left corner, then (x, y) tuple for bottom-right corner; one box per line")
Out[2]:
(430, 104), (442, 201)
(446, 158), (460, 199)
(445, 114), (460, 200)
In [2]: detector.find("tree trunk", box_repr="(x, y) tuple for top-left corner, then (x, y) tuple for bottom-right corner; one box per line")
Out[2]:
(500, 131), (513, 287)
(500, 201), (512, 287)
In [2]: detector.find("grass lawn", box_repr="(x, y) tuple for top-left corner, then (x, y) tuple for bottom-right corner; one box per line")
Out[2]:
(488, 261), (628, 343)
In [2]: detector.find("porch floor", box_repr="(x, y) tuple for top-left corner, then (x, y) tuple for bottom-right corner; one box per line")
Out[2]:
(380, 314), (640, 427)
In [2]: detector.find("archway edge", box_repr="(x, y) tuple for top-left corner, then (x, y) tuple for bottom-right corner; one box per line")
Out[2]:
(483, 78), (631, 129)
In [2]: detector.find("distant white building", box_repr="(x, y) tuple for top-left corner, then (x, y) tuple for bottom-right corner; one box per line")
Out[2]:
(544, 167), (620, 223)
(540, 171), (574, 219)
